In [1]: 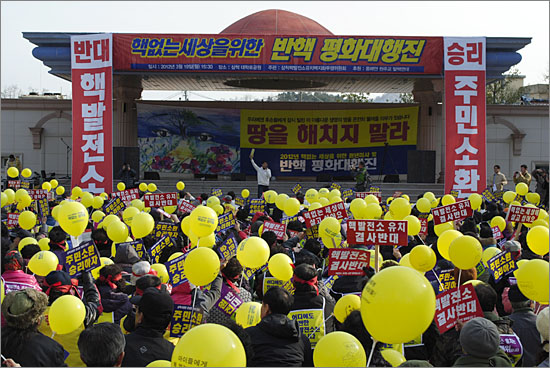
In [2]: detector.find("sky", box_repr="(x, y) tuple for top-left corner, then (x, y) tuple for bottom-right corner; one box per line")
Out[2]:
(1, 1), (548, 101)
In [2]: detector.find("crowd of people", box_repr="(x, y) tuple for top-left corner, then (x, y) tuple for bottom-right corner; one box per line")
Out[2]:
(0, 170), (549, 367)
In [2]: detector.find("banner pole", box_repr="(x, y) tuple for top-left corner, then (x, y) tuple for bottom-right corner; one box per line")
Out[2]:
(366, 340), (377, 367)
(374, 245), (380, 273)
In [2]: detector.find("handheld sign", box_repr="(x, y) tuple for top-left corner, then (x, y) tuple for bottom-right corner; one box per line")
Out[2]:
(216, 212), (236, 234)
(355, 191), (382, 202)
(28, 189), (47, 200)
(116, 239), (145, 259)
(369, 186), (380, 192)
(7, 180), (21, 190)
(341, 188), (354, 201)
(215, 283), (244, 317)
(505, 204), (540, 224)
(111, 188), (139, 205)
(6, 213), (19, 229)
(419, 218), (428, 236)
(487, 251), (517, 283)
(328, 248), (370, 276)
(302, 201), (347, 228)
(491, 226), (504, 240)
(153, 221), (179, 240)
(434, 284), (483, 334)
(432, 200), (473, 226)
(143, 192), (178, 208)
(170, 304), (203, 338)
(211, 188), (223, 198)
(178, 200), (196, 214)
(20, 180), (31, 189)
(35, 196), (50, 217)
(235, 196), (245, 207)
(148, 236), (172, 264)
(249, 199), (265, 213)
(65, 241), (101, 277)
(482, 187), (496, 202)
(262, 221), (287, 240)
(347, 219), (408, 246)
(499, 334), (523, 366)
(103, 197), (125, 216)
(330, 182), (341, 190)
(292, 183), (302, 194)
(166, 253), (188, 287)
(435, 269), (456, 293)
(262, 276), (295, 295)
(450, 190), (460, 198)
(217, 234), (238, 260)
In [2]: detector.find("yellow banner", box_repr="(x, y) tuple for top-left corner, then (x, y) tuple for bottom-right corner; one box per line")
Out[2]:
(240, 106), (418, 149)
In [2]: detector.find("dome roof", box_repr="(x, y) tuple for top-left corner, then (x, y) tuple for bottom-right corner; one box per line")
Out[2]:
(220, 9), (333, 35)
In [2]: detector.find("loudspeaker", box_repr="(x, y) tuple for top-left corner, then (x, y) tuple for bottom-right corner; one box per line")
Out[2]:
(383, 174), (399, 183)
(407, 150), (436, 183)
(231, 173), (247, 181)
(316, 173), (333, 182)
(113, 147), (140, 179)
(194, 174), (218, 180)
(144, 172), (160, 180)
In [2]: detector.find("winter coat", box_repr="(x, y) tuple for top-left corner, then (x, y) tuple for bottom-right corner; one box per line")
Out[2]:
(1, 330), (67, 367)
(121, 325), (174, 367)
(430, 327), (463, 367)
(245, 314), (313, 367)
(170, 274), (223, 319)
(206, 279), (252, 325)
(1, 269), (42, 291)
(97, 284), (133, 325)
(290, 289), (336, 335)
(509, 307), (543, 367)
(453, 348), (514, 366)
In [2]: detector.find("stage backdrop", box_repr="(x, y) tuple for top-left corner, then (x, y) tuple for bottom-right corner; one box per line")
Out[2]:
(137, 104), (418, 177)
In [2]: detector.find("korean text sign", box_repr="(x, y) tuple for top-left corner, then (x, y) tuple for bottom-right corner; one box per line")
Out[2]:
(6, 213), (19, 229)
(178, 200), (196, 214)
(346, 219), (408, 246)
(262, 221), (287, 240)
(431, 200), (473, 226)
(434, 284), (483, 334)
(116, 240), (145, 259)
(143, 192), (178, 208)
(111, 188), (139, 204)
(65, 241), (101, 277)
(505, 205), (540, 224)
(302, 201), (347, 228)
(170, 304), (203, 338)
(328, 248), (370, 276)
(249, 199), (265, 213)
(487, 251), (517, 283)
(215, 212), (236, 233)
(28, 189), (47, 200)
(148, 236), (172, 263)
(262, 276), (296, 295)
(444, 37), (486, 198)
(355, 191), (382, 202)
(215, 284), (244, 317)
(153, 221), (179, 239)
(103, 197), (125, 216)
(71, 34), (113, 194)
(217, 234), (238, 260)
(166, 253), (188, 287)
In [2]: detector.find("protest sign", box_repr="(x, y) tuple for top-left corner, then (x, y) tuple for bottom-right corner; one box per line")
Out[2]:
(6, 213), (19, 229)
(262, 276), (295, 295)
(487, 251), (517, 283)
(115, 239), (145, 259)
(292, 183), (302, 194)
(328, 248), (370, 276)
(482, 187), (496, 202)
(499, 334), (523, 366)
(419, 218), (428, 236)
(323, 275), (339, 290)
(355, 191), (382, 202)
(262, 221), (287, 240)
(347, 219), (408, 246)
(491, 226), (504, 240)
(111, 188), (139, 205)
(432, 200), (473, 225)
(305, 224), (320, 240)
(148, 236), (172, 263)
(103, 197), (124, 216)
(178, 200), (196, 214)
(475, 261), (486, 277)
(243, 263), (268, 280)
(505, 204), (540, 224)
(211, 188), (223, 198)
(288, 307), (325, 348)
(235, 196), (245, 207)
(170, 304), (203, 338)
(143, 192), (178, 208)
(281, 214), (299, 225)
(65, 241), (101, 277)
(20, 180), (31, 189)
(434, 284), (483, 334)
(28, 189), (47, 200)
(302, 201), (347, 228)
(217, 234), (238, 260)
(330, 183), (341, 190)
(450, 190), (460, 198)
(166, 252), (188, 287)
(341, 188), (354, 200)
(7, 180), (20, 190)
(216, 212), (236, 233)
(4, 280), (39, 294)
(153, 221), (179, 239)
(436, 269), (456, 293)
(249, 199), (265, 213)
(215, 283), (244, 317)
(35, 196), (50, 217)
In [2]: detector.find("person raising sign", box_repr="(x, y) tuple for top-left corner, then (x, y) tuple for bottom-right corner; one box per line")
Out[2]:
(250, 150), (272, 198)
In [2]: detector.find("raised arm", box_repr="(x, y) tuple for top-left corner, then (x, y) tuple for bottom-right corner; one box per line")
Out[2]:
(250, 158), (260, 171)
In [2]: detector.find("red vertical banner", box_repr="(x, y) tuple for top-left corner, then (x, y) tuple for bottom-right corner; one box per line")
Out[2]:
(444, 37), (486, 198)
(71, 34), (113, 194)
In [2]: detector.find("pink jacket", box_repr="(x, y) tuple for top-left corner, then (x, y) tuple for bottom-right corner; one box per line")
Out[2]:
(170, 282), (192, 305)
(2, 270), (42, 292)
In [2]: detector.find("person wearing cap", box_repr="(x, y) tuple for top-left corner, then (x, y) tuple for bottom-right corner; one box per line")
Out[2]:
(121, 287), (175, 366)
(2, 250), (41, 292)
(95, 264), (133, 325)
(78, 322), (126, 367)
(508, 285), (543, 367)
(38, 270), (100, 367)
(1, 288), (67, 367)
(130, 260), (158, 285)
(453, 317), (513, 366)
(536, 307), (549, 367)
(48, 226), (69, 270)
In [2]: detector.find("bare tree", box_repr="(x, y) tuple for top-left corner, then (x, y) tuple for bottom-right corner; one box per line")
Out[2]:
(1, 85), (22, 98)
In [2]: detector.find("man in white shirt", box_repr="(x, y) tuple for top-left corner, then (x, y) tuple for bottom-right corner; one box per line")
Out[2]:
(250, 151), (271, 198)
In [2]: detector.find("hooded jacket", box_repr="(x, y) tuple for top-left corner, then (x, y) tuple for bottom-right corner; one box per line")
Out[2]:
(114, 243), (141, 273)
(97, 283), (133, 325)
(2, 269), (42, 291)
(245, 313), (313, 367)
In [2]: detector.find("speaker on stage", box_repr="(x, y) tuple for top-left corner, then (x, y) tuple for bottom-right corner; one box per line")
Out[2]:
(407, 150), (436, 183)
(113, 147), (140, 179)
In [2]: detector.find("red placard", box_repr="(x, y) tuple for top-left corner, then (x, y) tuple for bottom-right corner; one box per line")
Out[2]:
(113, 34), (443, 75)
(328, 248), (370, 276)
(355, 192), (382, 202)
(419, 218), (428, 236)
(491, 226), (504, 240)
(505, 205), (540, 224)
(7, 180), (21, 189)
(302, 201), (348, 228)
(347, 219), (408, 246)
(71, 33), (113, 194)
(262, 221), (287, 240)
(444, 37), (486, 198)
(111, 188), (139, 205)
(434, 284), (484, 334)
(6, 213), (19, 229)
(178, 200), (196, 214)
(432, 200), (473, 225)
(28, 189), (47, 200)
(143, 192), (178, 208)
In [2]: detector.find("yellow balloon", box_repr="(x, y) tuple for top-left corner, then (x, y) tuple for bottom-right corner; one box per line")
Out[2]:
(49, 295), (86, 334)
(147, 183), (157, 192)
(415, 198), (432, 213)
(334, 294), (361, 323)
(384, 211), (394, 220)
(18, 210), (36, 230)
(237, 236), (270, 269)
(539, 209), (549, 222)
(21, 168), (32, 178)
(365, 194), (379, 205)
(329, 189), (341, 199)
(427, 213), (433, 222)
(329, 196), (342, 204)
(313, 331), (366, 367)
(409, 245), (436, 272)
(72, 186), (83, 198)
(399, 253), (414, 269)
(138, 183), (147, 192)
(49, 179), (58, 189)
(516, 259), (549, 304)
(490, 216), (506, 231)
(7, 167), (19, 178)
(190, 205), (218, 237)
(268, 253), (294, 281)
(41, 182), (51, 192)
(365, 203), (383, 219)
(131, 212), (155, 239)
(526, 192), (540, 205)
(437, 230), (462, 261)
(81, 192), (94, 208)
(235, 302), (262, 328)
(284, 198), (301, 217)
(401, 194), (410, 202)
(92, 196), (104, 209)
(151, 263), (169, 283)
(404, 215), (421, 236)
(503, 191), (516, 204)
(185, 247), (220, 286)
(1, 192), (7, 208)
(319, 197), (329, 206)
(434, 222), (454, 237)
(147, 360), (171, 367)
(449, 235), (482, 270)
(1, 279), (4, 303)
(319, 217), (340, 239)
(305, 189), (319, 204)
(51, 205), (61, 220)
(423, 191), (436, 201)
(468, 193), (483, 210)
(58, 201), (89, 236)
(350, 198), (368, 219)
(389, 197), (411, 220)
(131, 198), (145, 211)
(122, 207), (139, 226)
(28, 250), (59, 276)
(180, 216), (191, 236)
(531, 219), (549, 228)
(18, 237), (38, 252)
(387, 197), (394, 205)
(168, 252), (185, 262)
(198, 233), (216, 248)
(176, 181), (185, 191)
(213, 204), (224, 216)
(381, 349), (407, 367)
(275, 193), (289, 211)
(91, 257), (114, 279)
(318, 188), (330, 198)
(264, 190), (278, 204)
(527, 226), (549, 255)
(442, 194), (456, 206)
(309, 202), (322, 211)
(515, 182), (528, 196)
(55, 186), (65, 196)
(100, 192), (109, 200)
(164, 205), (177, 214)
(322, 233), (342, 249)
(207, 196), (220, 208)
(15, 189), (29, 202)
(20, 194), (32, 208)
(241, 189), (250, 199)
(107, 221), (129, 243)
(4, 189), (15, 204)
(482, 247), (501, 267)
(116, 182), (126, 191)
(361, 266), (435, 344)
(431, 198), (440, 208)
(171, 324), (246, 367)
(38, 237), (50, 251)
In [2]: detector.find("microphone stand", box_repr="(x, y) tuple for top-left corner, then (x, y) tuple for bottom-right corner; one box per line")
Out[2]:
(60, 138), (71, 179)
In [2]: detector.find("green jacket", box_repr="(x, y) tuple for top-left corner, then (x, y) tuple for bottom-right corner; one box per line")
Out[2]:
(453, 349), (514, 367)
(354, 167), (368, 184)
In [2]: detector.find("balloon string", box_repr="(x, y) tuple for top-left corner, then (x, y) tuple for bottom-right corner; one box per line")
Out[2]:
(190, 288), (197, 328)
(239, 271), (244, 288)
(307, 314), (332, 339)
(51, 332), (56, 338)
(432, 269), (443, 290)
(366, 339), (377, 367)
